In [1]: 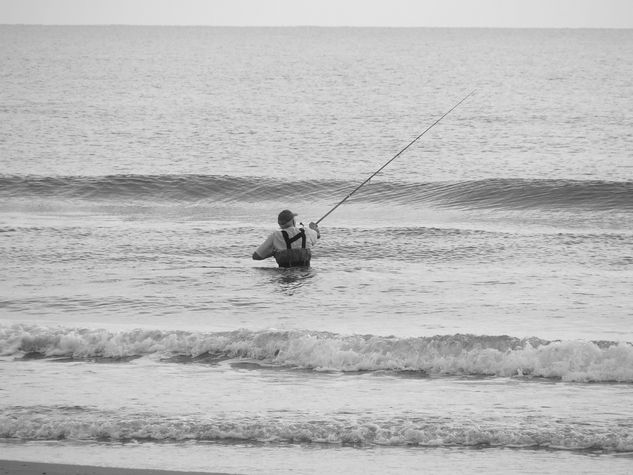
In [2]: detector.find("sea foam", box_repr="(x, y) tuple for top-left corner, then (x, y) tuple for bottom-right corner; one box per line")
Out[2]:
(1, 407), (632, 451)
(2, 325), (632, 383)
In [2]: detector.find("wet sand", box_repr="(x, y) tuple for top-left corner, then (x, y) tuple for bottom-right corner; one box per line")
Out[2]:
(0, 460), (234, 475)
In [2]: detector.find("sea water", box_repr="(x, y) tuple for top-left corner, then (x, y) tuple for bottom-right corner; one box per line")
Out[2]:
(1, 26), (632, 474)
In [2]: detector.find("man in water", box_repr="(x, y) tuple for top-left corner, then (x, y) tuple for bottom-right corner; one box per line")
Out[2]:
(252, 209), (320, 267)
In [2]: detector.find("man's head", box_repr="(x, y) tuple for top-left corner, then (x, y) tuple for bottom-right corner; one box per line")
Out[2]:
(277, 209), (297, 228)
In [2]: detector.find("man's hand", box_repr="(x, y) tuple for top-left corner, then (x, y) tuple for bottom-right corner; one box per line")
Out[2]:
(309, 222), (320, 239)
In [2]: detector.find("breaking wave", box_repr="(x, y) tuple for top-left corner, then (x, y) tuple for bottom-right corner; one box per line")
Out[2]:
(1, 174), (632, 211)
(2, 325), (632, 383)
(1, 407), (631, 451)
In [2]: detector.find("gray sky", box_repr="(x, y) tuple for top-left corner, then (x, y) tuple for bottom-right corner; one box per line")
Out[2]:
(1, 0), (632, 28)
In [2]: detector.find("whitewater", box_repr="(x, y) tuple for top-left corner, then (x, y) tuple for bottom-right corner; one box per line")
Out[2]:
(1, 26), (633, 474)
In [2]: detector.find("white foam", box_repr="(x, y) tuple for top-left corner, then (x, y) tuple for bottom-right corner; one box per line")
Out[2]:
(1, 324), (632, 382)
(1, 409), (632, 451)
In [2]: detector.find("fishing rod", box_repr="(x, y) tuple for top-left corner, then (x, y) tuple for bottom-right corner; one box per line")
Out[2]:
(315, 90), (476, 225)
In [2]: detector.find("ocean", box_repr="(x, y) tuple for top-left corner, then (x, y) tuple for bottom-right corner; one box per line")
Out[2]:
(1, 26), (632, 474)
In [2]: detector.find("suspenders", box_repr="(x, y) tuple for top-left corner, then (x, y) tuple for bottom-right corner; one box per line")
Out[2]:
(275, 229), (311, 267)
(281, 229), (306, 249)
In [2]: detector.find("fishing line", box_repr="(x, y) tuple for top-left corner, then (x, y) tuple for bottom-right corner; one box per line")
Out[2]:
(315, 90), (476, 225)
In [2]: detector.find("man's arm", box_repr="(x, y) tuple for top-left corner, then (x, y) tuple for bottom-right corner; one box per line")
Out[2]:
(252, 234), (274, 260)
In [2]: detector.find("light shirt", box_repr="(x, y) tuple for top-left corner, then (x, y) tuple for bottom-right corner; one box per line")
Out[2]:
(255, 226), (319, 259)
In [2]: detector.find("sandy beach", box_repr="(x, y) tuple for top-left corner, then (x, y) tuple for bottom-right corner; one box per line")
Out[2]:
(0, 460), (233, 475)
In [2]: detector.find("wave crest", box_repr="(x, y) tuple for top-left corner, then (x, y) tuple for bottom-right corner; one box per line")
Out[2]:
(1, 175), (632, 210)
(2, 325), (632, 383)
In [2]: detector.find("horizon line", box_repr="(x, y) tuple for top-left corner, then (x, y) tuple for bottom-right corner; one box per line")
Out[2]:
(2, 24), (632, 30)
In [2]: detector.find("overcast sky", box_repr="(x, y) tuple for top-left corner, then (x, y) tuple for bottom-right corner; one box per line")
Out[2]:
(1, 0), (632, 28)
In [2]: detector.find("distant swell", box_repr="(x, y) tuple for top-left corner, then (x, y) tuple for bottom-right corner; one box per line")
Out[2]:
(1, 407), (631, 451)
(2, 325), (632, 383)
(1, 175), (632, 210)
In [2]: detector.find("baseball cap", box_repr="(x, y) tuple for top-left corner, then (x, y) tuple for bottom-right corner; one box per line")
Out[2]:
(277, 209), (297, 225)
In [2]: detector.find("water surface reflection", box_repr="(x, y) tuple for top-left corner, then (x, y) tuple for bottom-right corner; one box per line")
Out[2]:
(255, 267), (318, 296)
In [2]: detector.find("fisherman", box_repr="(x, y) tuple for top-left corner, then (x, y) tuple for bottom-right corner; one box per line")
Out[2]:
(252, 209), (320, 267)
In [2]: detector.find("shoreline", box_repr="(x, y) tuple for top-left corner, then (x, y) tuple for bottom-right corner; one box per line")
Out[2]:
(0, 460), (235, 475)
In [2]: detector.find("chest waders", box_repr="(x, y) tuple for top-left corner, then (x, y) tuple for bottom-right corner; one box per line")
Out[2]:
(274, 229), (311, 267)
